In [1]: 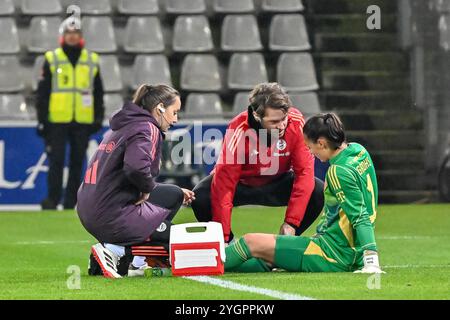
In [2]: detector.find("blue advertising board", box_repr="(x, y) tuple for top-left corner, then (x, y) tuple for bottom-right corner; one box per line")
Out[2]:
(0, 121), (328, 207)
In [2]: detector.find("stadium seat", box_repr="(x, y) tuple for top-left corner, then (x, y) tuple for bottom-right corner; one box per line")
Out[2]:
(124, 16), (164, 53)
(0, 57), (24, 93)
(117, 0), (159, 15)
(173, 16), (213, 53)
(185, 93), (223, 118)
(221, 15), (263, 51)
(436, 0), (450, 12)
(261, 0), (304, 12)
(69, 0), (111, 15)
(99, 55), (123, 92)
(21, 0), (62, 15)
(439, 14), (450, 50)
(213, 0), (254, 13)
(31, 55), (45, 92)
(27, 17), (61, 53)
(277, 53), (319, 92)
(165, 0), (206, 14)
(104, 93), (124, 118)
(289, 92), (321, 116)
(181, 54), (222, 92)
(131, 55), (173, 91)
(228, 53), (268, 90)
(82, 17), (117, 53)
(0, 94), (32, 121)
(269, 14), (311, 51)
(0, 0), (14, 15)
(232, 92), (250, 115)
(0, 18), (19, 54)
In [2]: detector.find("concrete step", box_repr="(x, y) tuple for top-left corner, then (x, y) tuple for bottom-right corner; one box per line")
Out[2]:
(337, 110), (423, 131)
(377, 170), (433, 191)
(310, 0), (397, 14)
(371, 150), (425, 171)
(346, 130), (424, 150)
(320, 91), (412, 109)
(379, 190), (439, 204)
(315, 52), (409, 72)
(315, 33), (399, 52)
(322, 71), (410, 91)
(309, 14), (397, 33)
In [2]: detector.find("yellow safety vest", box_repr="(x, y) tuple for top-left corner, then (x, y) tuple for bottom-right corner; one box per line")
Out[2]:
(45, 48), (99, 124)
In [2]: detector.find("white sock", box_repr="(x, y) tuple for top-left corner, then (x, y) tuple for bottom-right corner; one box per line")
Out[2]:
(104, 243), (125, 258)
(132, 256), (147, 268)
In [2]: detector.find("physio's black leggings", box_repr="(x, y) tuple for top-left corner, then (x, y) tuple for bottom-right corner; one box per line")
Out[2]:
(191, 173), (324, 239)
(149, 183), (184, 222)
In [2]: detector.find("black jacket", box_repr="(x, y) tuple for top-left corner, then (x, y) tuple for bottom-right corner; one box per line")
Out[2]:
(36, 44), (105, 133)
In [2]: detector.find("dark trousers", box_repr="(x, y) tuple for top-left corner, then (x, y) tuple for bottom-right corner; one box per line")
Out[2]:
(191, 172), (324, 238)
(149, 183), (184, 223)
(45, 123), (91, 208)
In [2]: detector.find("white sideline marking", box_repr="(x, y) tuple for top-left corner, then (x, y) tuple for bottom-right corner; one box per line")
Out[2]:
(14, 240), (91, 245)
(184, 276), (315, 300)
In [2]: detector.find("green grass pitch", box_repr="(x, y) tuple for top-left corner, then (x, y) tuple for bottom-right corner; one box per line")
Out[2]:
(0, 204), (449, 300)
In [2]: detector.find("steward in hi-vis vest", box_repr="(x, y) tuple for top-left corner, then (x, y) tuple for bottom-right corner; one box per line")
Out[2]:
(36, 17), (104, 210)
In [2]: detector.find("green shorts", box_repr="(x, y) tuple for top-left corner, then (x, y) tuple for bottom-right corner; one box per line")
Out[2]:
(274, 235), (348, 272)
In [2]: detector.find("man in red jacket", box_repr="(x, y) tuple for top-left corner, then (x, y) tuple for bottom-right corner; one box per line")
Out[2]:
(191, 83), (324, 243)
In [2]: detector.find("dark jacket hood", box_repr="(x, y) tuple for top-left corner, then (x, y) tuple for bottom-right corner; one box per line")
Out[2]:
(110, 102), (161, 132)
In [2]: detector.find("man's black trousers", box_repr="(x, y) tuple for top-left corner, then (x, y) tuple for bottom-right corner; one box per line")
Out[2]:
(45, 123), (92, 208)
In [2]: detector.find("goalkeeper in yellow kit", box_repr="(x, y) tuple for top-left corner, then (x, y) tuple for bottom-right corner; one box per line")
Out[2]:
(225, 113), (384, 273)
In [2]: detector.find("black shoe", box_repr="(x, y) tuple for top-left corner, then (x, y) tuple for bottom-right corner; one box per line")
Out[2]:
(41, 198), (57, 210)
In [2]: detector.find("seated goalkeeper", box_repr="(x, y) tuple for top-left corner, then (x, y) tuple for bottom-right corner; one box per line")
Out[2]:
(77, 84), (195, 279)
(224, 113), (384, 273)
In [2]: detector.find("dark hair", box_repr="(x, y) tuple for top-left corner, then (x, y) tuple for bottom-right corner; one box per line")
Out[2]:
(303, 113), (346, 150)
(249, 83), (291, 118)
(132, 84), (180, 113)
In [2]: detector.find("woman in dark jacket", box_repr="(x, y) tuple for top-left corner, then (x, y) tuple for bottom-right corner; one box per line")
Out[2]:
(77, 84), (195, 278)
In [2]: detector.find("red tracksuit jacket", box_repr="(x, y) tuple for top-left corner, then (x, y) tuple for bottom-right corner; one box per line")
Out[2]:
(210, 108), (315, 241)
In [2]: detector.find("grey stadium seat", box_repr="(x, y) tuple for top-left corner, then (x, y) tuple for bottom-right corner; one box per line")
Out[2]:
(277, 53), (319, 92)
(69, 0), (111, 15)
(181, 54), (222, 92)
(221, 15), (262, 51)
(82, 17), (117, 53)
(439, 14), (450, 50)
(0, 18), (19, 54)
(232, 92), (250, 115)
(32, 55), (46, 92)
(131, 55), (172, 91)
(269, 14), (311, 51)
(228, 53), (268, 90)
(0, 0), (14, 15)
(173, 15), (213, 53)
(289, 92), (321, 116)
(213, 0), (254, 13)
(0, 56), (24, 92)
(124, 16), (164, 53)
(185, 93), (223, 117)
(104, 94), (124, 118)
(261, 0), (304, 12)
(117, 0), (159, 15)
(99, 55), (123, 92)
(165, 0), (206, 14)
(28, 17), (61, 53)
(0, 94), (33, 121)
(436, 0), (450, 12)
(21, 0), (62, 15)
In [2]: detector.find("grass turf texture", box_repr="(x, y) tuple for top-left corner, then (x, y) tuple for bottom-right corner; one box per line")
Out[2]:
(0, 204), (449, 300)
